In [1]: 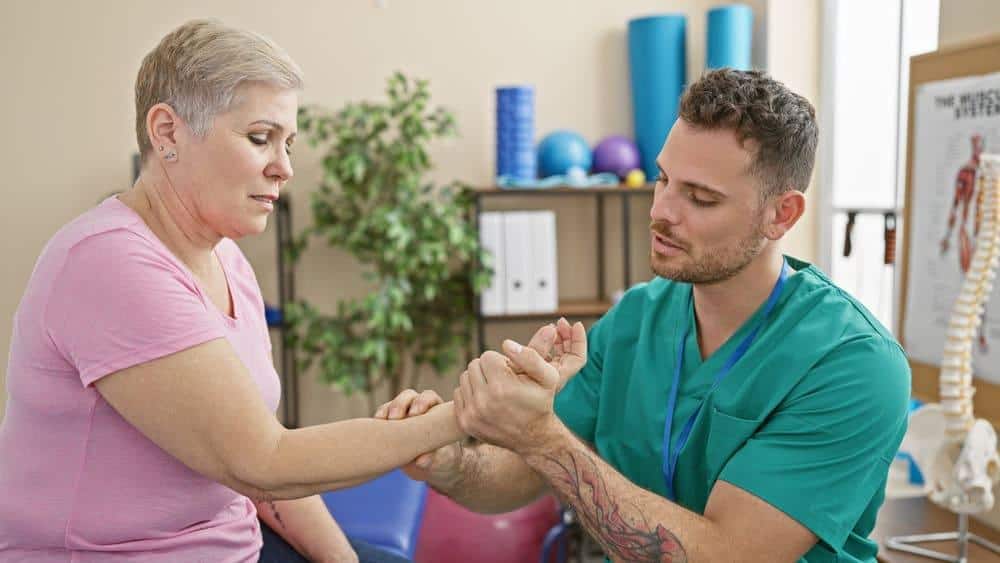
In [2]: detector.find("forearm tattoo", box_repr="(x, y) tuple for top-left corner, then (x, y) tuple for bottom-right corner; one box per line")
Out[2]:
(543, 450), (687, 563)
(269, 500), (284, 528)
(254, 493), (285, 529)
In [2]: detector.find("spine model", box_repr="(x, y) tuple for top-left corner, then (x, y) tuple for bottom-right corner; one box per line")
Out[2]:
(930, 153), (1000, 514)
(940, 154), (999, 441)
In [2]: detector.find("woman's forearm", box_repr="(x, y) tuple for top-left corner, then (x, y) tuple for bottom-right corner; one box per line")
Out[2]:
(255, 402), (463, 499)
(256, 495), (356, 563)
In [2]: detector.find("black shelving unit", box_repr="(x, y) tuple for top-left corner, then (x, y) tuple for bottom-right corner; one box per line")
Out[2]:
(271, 196), (300, 428)
(472, 185), (654, 354)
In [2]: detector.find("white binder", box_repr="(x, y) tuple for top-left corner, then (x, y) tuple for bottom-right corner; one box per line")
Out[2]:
(502, 212), (536, 314)
(478, 212), (506, 315)
(529, 211), (558, 313)
(501, 211), (558, 314)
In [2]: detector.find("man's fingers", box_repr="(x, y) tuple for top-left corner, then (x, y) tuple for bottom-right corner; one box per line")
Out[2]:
(459, 369), (474, 400)
(453, 386), (464, 413)
(556, 317), (572, 354)
(554, 321), (589, 385)
(568, 321), (587, 360)
(526, 324), (557, 358)
(480, 350), (510, 376)
(501, 339), (559, 390)
(468, 358), (492, 396)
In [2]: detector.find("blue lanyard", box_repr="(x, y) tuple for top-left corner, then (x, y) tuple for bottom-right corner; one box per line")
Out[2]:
(661, 259), (790, 501)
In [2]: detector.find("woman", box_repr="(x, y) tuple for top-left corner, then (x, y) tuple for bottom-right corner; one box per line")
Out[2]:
(0, 19), (459, 562)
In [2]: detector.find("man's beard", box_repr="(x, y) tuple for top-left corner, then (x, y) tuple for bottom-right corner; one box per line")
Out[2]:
(649, 218), (768, 284)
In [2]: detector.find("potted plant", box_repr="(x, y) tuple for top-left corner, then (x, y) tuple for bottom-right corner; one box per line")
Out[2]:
(285, 72), (491, 412)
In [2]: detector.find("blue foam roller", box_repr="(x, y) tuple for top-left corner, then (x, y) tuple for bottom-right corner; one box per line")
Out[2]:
(496, 122), (534, 131)
(497, 85), (534, 95)
(496, 85), (536, 181)
(496, 123), (533, 130)
(707, 4), (753, 70)
(497, 113), (533, 124)
(497, 150), (536, 162)
(498, 151), (536, 161)
(496, 123), (533, 132)
(497, 136), (535, 147)
(628, 14), (687, 179)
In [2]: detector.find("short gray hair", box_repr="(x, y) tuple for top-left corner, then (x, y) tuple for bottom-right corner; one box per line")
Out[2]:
(134, 19), (304, 159)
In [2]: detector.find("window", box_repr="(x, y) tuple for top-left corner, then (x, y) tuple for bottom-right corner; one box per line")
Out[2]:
(818, 0), (939, 331)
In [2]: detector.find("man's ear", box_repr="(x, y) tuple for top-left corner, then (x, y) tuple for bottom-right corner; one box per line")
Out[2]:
(765, 190), (806, 240)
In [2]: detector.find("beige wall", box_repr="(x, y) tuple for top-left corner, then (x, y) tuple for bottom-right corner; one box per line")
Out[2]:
(939, 0), (1000, 47)
(766, 0), (821, 262)
(1, 0), (820, 423)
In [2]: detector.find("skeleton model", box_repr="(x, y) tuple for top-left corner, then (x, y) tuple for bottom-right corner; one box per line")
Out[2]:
(931, 152), (1000, 514)
(889, 154), (1000, 562)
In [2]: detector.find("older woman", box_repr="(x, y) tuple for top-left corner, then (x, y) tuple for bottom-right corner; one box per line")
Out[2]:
(0, 19), (459, 563)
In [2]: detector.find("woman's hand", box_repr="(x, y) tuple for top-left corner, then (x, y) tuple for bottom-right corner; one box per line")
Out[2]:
(374, 390), (464, 488)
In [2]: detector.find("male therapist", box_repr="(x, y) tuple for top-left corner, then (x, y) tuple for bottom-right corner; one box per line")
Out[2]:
(379, 68), (911, 562)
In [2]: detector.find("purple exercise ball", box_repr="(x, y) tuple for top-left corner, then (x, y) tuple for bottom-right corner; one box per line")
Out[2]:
(592, 135), (641, 179)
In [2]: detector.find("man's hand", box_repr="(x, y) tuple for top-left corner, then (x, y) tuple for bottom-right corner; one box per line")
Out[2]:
(524, 318), (587, 390)
(454, 341), (563, 454)
(373, 389), (464, 489)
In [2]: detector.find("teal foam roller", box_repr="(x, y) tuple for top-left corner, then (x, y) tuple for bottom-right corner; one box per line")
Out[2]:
(628, 14), (687, 180)
(707, 4), (753, 71)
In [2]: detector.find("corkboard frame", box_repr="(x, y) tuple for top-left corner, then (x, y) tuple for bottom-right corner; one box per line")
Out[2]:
(899, 34), (1000, 428)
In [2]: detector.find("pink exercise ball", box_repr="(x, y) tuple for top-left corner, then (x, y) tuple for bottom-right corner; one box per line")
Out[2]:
(415, 489), (561, 563)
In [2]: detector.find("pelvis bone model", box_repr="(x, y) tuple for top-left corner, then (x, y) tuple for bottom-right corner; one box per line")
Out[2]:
(903, 153), (1000, 514)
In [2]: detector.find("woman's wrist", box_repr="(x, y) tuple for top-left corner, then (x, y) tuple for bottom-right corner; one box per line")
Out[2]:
(416, 401), (464, 444)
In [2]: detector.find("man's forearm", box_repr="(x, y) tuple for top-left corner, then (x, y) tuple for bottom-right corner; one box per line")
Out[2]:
(433, 441), (549, 514)
(521, 421), (724, 563)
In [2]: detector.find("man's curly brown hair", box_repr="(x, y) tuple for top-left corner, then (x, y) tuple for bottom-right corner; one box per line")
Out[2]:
(679, 69), (818, 198)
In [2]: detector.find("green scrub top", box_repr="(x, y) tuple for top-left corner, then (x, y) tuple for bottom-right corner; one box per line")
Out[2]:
(554, 257), (911, 562)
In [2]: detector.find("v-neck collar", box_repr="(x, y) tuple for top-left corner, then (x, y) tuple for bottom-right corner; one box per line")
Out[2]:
(109, 196), (239, 326)
(679, 260), (799, 378)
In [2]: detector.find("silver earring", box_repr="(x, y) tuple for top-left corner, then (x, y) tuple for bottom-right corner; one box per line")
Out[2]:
(158, 145), (164, 152)
(165, 151), (177, 161)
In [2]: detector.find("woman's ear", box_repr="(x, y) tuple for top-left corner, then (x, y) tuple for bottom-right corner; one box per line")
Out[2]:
(146, 103), (180, 162)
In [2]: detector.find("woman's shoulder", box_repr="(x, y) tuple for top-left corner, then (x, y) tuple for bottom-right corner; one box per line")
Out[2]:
(42, 197), (169, 274)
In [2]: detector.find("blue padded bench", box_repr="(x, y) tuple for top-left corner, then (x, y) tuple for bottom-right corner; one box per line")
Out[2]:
(321, 469), (428, 559)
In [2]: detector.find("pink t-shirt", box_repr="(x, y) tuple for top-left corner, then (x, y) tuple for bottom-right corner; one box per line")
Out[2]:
(0, 197), (281, 562)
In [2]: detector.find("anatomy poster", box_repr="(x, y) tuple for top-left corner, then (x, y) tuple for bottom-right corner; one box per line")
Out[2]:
(904, 72), (1000, 383)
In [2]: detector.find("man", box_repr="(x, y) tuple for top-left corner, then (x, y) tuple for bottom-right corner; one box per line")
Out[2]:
(378, 69), (911, 562)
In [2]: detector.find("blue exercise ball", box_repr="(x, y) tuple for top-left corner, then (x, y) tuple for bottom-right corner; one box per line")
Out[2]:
(537, 130), (592, 178)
